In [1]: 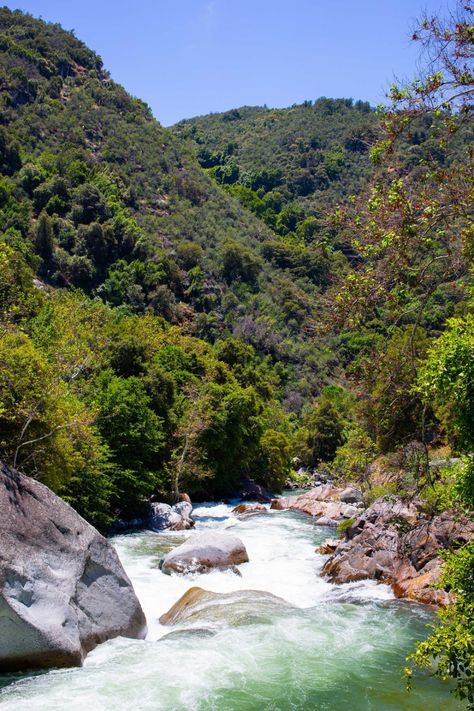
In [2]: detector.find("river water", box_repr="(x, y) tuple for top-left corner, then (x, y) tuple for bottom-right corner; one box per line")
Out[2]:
(0, 501), (462, 710)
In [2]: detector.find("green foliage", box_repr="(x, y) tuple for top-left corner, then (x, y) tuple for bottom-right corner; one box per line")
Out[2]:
(336, 516), (356, 538)
(418, 315), (474, 452)
(257, 429), (292, 490)
(361, 326), (430, 452)
(332, 424), (377, 485)
(303, 399), (346, 467)
(406, 541), (474, 709)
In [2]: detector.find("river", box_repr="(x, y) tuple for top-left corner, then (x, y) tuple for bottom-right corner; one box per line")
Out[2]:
(0, 500), (462, 710)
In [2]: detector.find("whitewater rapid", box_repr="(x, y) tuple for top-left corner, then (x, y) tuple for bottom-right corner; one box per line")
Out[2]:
(0, 500), (461, 710)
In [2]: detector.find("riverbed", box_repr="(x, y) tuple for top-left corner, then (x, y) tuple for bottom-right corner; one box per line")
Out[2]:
(0, 501), (461, 710)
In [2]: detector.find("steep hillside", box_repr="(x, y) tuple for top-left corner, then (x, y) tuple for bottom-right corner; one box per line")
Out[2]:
(172, 100), (379, 242)
(0, 8), (345, 404)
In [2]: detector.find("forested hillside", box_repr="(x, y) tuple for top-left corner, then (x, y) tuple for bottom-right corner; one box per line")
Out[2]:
(173, 100), (378, 241)
(0, 7), (304, 523)
(0, 7), (352, 408)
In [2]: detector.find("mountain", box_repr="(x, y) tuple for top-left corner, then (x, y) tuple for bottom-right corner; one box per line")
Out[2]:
(0, 8), (357, 404)
(172, 100), (379, 242)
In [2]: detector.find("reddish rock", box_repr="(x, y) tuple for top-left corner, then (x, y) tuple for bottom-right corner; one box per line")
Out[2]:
(318, 538), (340, 555)
(322, 497), (473, 606)
(271, 486), (359, 523)
(232, 503), (266, 517)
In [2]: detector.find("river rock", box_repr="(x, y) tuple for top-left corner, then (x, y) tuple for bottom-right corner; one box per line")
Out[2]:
(339, 487), (364, 505)
(0, 463), (147, 672)
(238, 478), (274, 503)
(315, 516), (339, 527)
(159, 586), (292, 627)
(148, 501), (194, 531)
(159, 531), (249, 575)
(318, 538), (340, 555)
(271, 485), (359, 523)
(322, 497), (474, 606)
(232, 503), (267, 517)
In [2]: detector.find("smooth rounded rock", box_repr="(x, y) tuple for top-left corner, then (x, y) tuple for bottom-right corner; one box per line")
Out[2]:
(159, 586), (292, 627)
(339, 487), (364, 505)
(232, 503), (266, 517)
(148, 501), (194, 531)
(159, 532), (249, 575)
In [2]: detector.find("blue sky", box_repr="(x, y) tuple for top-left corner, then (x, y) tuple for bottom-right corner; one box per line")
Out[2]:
(4, 0), (455, 125)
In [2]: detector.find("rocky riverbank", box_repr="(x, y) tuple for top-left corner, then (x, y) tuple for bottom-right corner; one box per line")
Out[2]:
(271, 484), (473, 606)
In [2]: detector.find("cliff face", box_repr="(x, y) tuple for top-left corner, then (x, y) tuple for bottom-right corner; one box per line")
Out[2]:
(0, 463), (146, 671)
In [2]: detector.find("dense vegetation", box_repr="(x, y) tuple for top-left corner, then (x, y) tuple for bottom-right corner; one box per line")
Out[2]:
(0, 5), (353, 407)
(172, 99), (378, 241)
(0, 3), (473, 705)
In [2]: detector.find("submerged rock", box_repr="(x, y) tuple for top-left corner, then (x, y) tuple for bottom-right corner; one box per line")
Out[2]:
(322, 497), (474, 606)
(159, 586), (292, 627)
(232, 503), (267, 517)
(149, 501), (194, 531)
(0, 463), (147, 672)
(159, 531), (249, 575)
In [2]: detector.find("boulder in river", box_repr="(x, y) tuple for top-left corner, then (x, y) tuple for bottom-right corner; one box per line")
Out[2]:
(271, 485), (360, 523)
(0, 463), (147, 672)
(322, 497), (474, 606)
(232, 503), (267, 517)
(148, 501), (194, 531)
(339, 487), (364, 505)
(238, 478), (274, 503)
(159, 531), (249, 575)
(159, 586), (292, 628)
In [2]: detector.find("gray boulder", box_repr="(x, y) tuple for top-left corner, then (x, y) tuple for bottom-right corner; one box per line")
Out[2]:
(149, 501), (194, 531)
(339, 487), (364, 505)
(0, 463), (147, 672)
(160, 531), (249, 575)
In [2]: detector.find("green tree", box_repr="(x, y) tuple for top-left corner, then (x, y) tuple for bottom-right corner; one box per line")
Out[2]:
(304, 400), (345, 467)
(93, 371), (166, 516)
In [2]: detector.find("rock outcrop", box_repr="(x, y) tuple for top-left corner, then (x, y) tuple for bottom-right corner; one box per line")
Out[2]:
(271, 485), (363, 525)
(160, 531), (249, 575)
(149, 501), (194, 531)
(159, 586), (292, 627)
(0, 463), (147, 672)
(321, 497), (474, 606)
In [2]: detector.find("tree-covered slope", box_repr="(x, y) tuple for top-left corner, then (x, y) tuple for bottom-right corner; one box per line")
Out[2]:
(0, 8), (346, 404)
(172, 99), (379, 241)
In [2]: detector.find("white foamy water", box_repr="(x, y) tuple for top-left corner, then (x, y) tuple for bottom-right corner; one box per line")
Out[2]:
(0, 501), (461, 710)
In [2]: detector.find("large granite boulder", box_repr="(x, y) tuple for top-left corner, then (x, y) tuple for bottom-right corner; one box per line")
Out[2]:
(159, 586), (292, 627)
(322, 497), (473, 606)
(0, 463), (147, 672)
(148, 501), (194, 531)
(160, 531), (249, 575)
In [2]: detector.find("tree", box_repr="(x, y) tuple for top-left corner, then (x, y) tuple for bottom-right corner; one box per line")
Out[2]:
(221, 240), (262, 286)
(35, 211), (54, 262)
(304, 400), (345, 467)
(93, 371), (166, 516)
